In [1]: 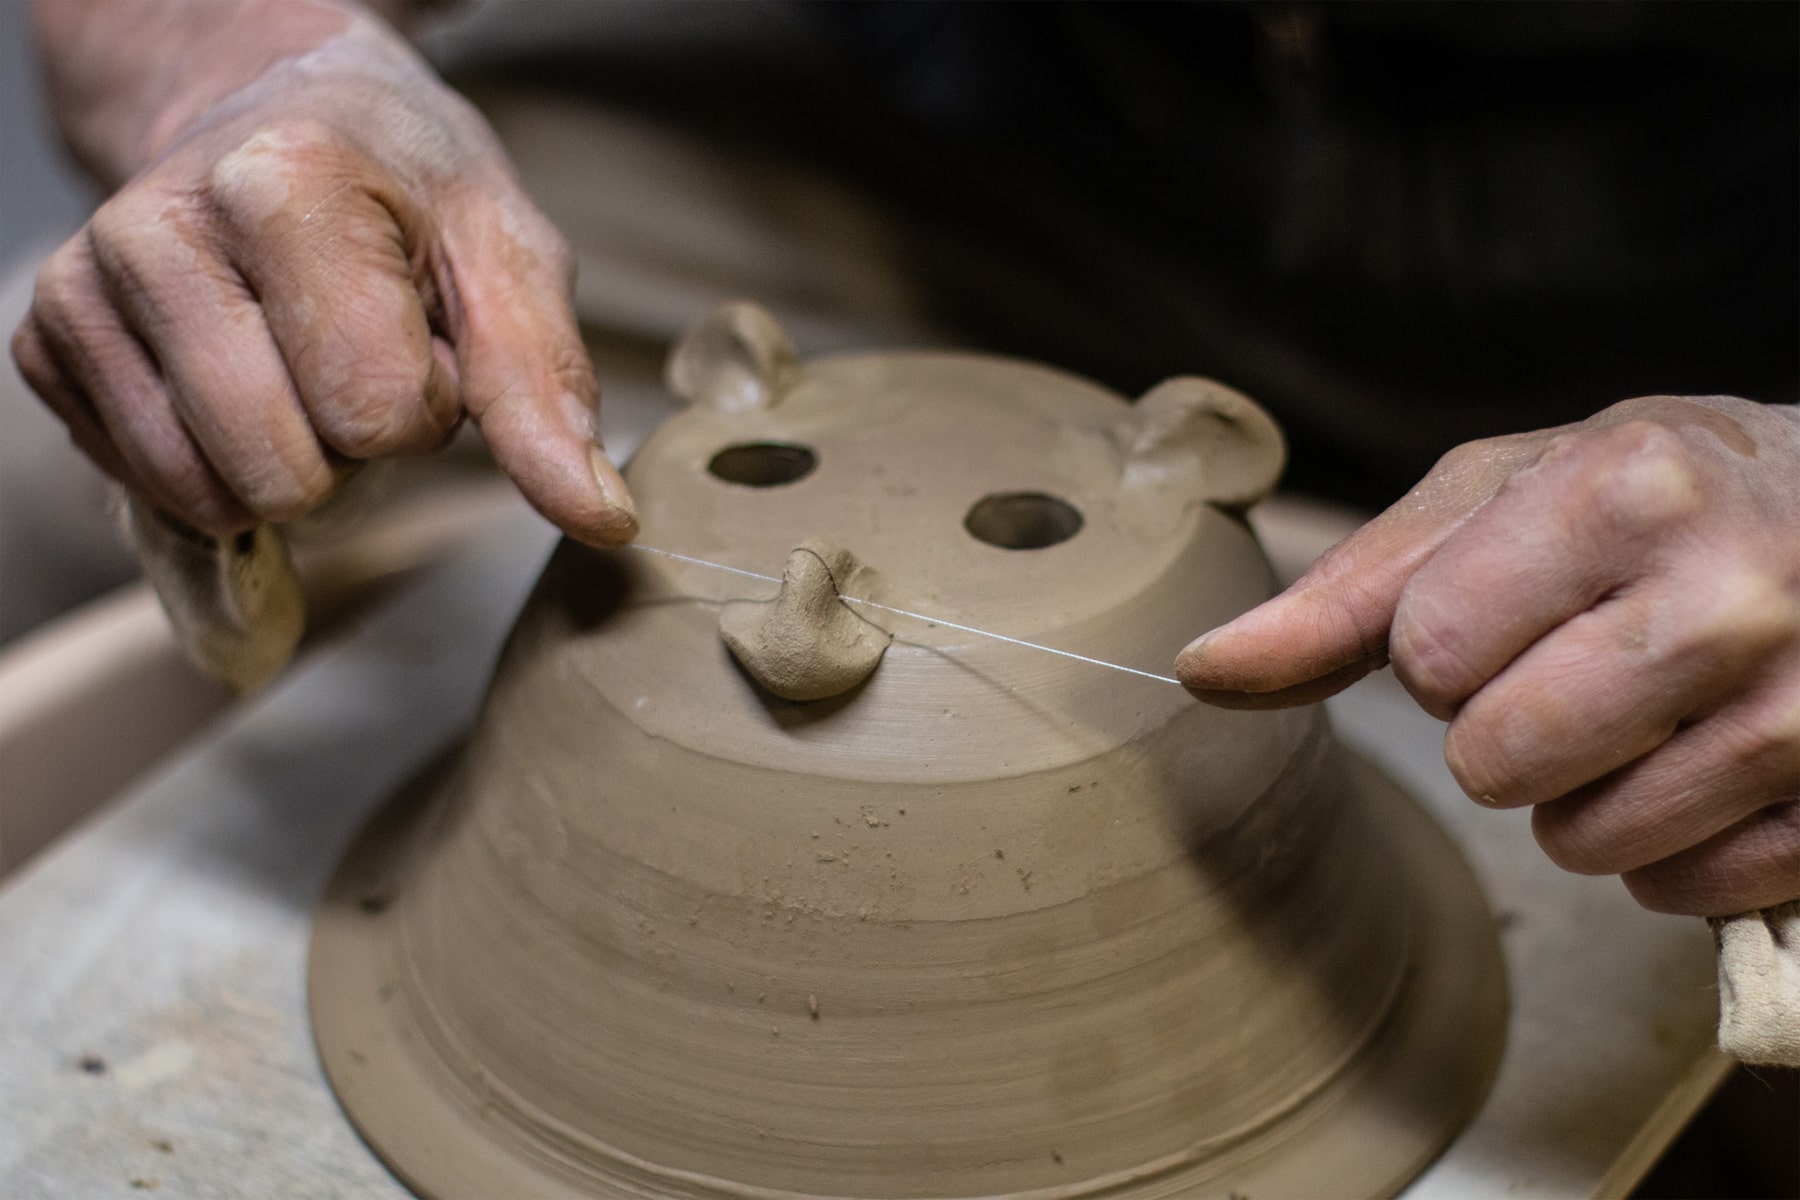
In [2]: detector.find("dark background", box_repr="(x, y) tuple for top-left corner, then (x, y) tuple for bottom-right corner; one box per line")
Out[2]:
(460, 0), (1799, 507)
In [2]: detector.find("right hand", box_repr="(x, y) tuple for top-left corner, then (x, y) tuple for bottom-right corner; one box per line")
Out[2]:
(11, 11), (637, 545)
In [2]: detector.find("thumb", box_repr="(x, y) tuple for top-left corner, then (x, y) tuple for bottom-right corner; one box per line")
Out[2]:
(441, 196), (637, 547)
(1176, 437), (1539, 708)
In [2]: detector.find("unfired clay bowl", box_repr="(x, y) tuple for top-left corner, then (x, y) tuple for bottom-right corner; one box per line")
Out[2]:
(310, 303), (1506, 1199)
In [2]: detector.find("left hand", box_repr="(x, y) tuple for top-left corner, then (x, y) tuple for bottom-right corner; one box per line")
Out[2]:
(1177, 395), (1800, 917)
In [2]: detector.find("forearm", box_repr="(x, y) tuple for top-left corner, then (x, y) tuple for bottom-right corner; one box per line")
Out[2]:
(31, 0), (421, 187)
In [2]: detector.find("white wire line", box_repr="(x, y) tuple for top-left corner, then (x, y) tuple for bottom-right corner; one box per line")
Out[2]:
(625, 543), (1183, 686)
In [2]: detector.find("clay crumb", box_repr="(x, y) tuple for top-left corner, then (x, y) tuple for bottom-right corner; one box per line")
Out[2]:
(757, 993), (767, 1004)
(78, 1054), (107, 1075)
(1067, 784), (1082, 794)
(150, 1138), (174, 1155)
(129, 1178), (159, 1191)
(994, 849), (1005, 860)
(1052, 1150), (1064, 1165)
(808, 993), (820, 1020)
(358, 892), (391, 915)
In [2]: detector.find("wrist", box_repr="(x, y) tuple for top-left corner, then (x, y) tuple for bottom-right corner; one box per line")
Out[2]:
(34, 0), (411, 187)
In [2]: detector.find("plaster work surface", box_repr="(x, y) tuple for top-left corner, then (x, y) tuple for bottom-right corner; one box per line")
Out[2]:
(0, 499), (1726, 1199)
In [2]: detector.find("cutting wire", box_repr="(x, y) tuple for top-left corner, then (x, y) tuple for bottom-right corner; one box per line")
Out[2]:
(626, 543), (1184, 686)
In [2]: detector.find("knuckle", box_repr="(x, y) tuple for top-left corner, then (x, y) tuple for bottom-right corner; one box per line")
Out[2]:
(87, 192), (168, 264)
(183, 490), (260, 538)
(309, 359), (434, 456)
(197, 415), (335, 524)
(536, 227), (576, 288)
(1677, 572), (1800, 664)
(1719, 696), (1800, 783)
(1389, 596), (1481, 712)
(1603, 394), (1682, 419)
(155, 464), (256, 537)
(1431, 433), (1511, 476)
(1755, 798), (1800, 850)
(545, 347), (594, 400)
(1759, 799), (1800, 866)
(511, 204), (572, 259)
(10, 318), (54, 384)
(1443, 710), (1530, 808)
(1584, 423), (1705, 537)
(1531, 802), (1625, 875)
(1415, 433), (1527, 497)
(1527, 428), (1588, 470)
(208, 119), (362, 225)
(1619, 811), (1800, 917)
(483, 195), (577, 290)
(30, 241), (90, 324)
(85, 192), (145, 253)
(1619, 863), (1693, 915)
(244, 458), (334, 523)
(84, 194), (196, 297)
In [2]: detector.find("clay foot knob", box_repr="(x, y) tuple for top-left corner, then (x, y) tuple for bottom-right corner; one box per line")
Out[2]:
(720, 541), (890, 701)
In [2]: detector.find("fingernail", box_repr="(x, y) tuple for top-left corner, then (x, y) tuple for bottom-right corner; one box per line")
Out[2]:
(1180, 628), (1222, 659)
(589, 445), (639, 531)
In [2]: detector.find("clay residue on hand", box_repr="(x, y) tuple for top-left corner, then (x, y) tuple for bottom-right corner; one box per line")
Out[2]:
(720, 541), (890, 702)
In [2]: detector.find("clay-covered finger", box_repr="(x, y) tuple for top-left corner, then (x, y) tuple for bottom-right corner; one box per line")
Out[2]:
(1444, 574), (1796, 809)
(1391, 421), (1709, 719)
(212, 127), (460, 459)
(440, 191), (636, 546)
(1528, 676), (1800, 876)
(87, 195), (334, 523)
(11, 313), (136, 486)
(1177, 432), (1545, 704)
(1621, 800), (1800, 916)
(23, 238), (252, 532)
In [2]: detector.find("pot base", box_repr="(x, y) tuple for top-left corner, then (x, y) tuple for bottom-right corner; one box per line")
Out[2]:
(310, 749), (1505, 1200)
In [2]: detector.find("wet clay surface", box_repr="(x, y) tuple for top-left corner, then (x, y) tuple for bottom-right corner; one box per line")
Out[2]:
(308, 304), (1506, 1198)
(720, 541), (890, 702)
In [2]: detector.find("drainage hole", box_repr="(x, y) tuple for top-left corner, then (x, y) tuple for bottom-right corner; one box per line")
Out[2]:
(707, 442), (818, 487)
(964, 492), (1084, 550)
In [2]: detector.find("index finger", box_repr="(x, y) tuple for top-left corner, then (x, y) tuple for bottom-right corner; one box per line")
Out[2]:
(441, 190), (637, 547)
(1175, 433), (1545, 706)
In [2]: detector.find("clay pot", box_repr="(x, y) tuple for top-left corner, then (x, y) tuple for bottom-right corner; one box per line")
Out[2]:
(310, 304), (1505, 1199)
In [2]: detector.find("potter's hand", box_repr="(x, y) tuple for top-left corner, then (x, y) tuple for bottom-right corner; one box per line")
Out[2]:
(11, 0), (636, 546)
(1177, 395), (1800, 917)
